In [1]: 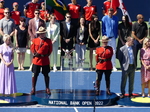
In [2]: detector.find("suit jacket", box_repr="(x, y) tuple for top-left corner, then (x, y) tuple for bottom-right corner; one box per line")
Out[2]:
(118, 45), (136, 71)
(47, 21), (60, 44)
(28, 18), (45, 40)
(75, 26), (88, 45)
(60, 21), (76, 42)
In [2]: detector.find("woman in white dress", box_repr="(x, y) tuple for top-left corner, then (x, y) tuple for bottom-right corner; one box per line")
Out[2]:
(47, 14), (60, 71)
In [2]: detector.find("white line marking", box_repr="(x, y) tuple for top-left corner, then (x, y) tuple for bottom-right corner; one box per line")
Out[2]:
(74, 107), (78, 112)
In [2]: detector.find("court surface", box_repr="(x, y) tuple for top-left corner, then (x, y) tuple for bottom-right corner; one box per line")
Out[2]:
(0, 71), (150, 112)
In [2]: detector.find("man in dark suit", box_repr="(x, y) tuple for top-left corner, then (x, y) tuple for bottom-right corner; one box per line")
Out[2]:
(118, 37), (136, 98)
(60, 12), (76, 70)
(28, 9), (45, 70)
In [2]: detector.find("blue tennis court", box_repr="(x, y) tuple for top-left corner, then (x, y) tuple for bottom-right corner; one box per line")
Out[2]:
(0, 71), (150, 112)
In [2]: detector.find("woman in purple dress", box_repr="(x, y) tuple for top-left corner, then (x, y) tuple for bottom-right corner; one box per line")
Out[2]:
(140, 37), (150, 97)
(0, 34), (17, 96)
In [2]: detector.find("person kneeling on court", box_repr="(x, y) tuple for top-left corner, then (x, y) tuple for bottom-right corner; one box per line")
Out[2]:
(95, 36), (113, 95)
(30, 26), (52, 95)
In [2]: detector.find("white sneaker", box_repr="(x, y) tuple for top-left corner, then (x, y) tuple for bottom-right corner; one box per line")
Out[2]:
(28, 64), (32, 71)
(60, 67), (63, 71)
(76, 68), (80, 71)
(113, 67), (117, 71)
(79, 68), (83, 71)
(53, 66), (57, 72)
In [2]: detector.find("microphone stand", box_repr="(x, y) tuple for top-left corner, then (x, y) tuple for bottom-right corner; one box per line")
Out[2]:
(93, 81), (96, 112)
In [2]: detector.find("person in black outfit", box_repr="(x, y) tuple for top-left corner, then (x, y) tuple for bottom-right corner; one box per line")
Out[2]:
(75, 16), (89, 71)
(15, 17), (28, 70)
(88, 14), (100, 71)
(132, 14), (148, 65)
(116, 15), (132, 59)
(60, 13), (76, 70)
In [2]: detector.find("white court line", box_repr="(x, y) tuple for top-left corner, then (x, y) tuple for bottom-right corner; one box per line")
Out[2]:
(74, 107), (78, 112)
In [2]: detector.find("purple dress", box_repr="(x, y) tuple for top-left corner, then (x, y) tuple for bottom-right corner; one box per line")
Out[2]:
(0, 43), (17, 94)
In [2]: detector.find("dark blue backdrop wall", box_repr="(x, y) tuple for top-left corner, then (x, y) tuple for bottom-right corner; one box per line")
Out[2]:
(4, 0), (150, 21)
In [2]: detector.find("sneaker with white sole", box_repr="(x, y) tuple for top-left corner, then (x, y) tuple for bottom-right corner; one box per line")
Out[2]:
(80, 68), (83, 71)
(53, 66), (57, 72)
(113, 67), (117, 71)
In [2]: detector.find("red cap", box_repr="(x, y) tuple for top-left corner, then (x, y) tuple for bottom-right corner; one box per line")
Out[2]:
(13, 2), (18, 6)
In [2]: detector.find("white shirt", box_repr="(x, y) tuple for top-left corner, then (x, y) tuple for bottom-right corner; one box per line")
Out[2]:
(126, 45), (134, 64)
(66, 21), (71, 32)
(34, 18), (40, 31)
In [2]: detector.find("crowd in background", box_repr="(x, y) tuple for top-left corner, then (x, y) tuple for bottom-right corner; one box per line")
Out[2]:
(0, 0), (149, 71)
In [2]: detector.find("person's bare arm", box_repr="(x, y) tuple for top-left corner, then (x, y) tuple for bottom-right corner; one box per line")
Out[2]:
(0, 28), (4, 36)
(14, 29), (18, 47)
(24, 9), (27, 17)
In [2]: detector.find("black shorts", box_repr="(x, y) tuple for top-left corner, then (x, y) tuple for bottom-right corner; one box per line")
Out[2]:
(32, 64), (50, 74)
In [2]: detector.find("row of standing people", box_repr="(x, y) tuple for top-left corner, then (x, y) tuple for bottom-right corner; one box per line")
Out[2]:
(0, 0), (113, 26)
(0, 0), (148, 71)
(0, 33), (150, 98)
(0, 0), (97, 71)
(0, 6), (148, 72)
(1, 0), (147, 94)
(0, 26), (52, 95)
(48, 8), (148, 73)
(95, 36), (150, 98)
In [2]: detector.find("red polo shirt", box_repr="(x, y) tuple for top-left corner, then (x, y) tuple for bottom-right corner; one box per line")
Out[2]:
(103, 1), (117, 15)
(31, 37), (52, 66)
(68, 3), (81, 19)
(40, 9), (49, 21)
(24, 1), (40, 18)
(11, 11), (21, 25)
(95, 46), (113, 70)
(83, 5), (97, 21)
(0, 8), (4, 19)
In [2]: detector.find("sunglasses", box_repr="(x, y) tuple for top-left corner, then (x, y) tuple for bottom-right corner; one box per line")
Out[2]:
(4, 12), (10, 14)
(35, 13), (40, 15)
(66, 16), (71, 18)
(140, 18), (144, 19)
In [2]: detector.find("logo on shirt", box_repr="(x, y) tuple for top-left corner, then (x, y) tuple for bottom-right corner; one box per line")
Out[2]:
(76, 6), (79, 10)
(91, 7), (94, 11)
(16, 12), (19, 15)
(86, 9), (89, 12)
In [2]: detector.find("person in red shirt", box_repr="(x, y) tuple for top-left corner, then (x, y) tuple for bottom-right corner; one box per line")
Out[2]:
(11, 2), (21, 26)
(24, 0), (40, 25)
(39, 2), (49, 22)
(68, 0), (81, 25)
(95, 36), (113, 95)
(102, 0), (118, 15)
(0, 0), (5, 20)
(83, 0), (97, 25)
(30, 26), (52, 95)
